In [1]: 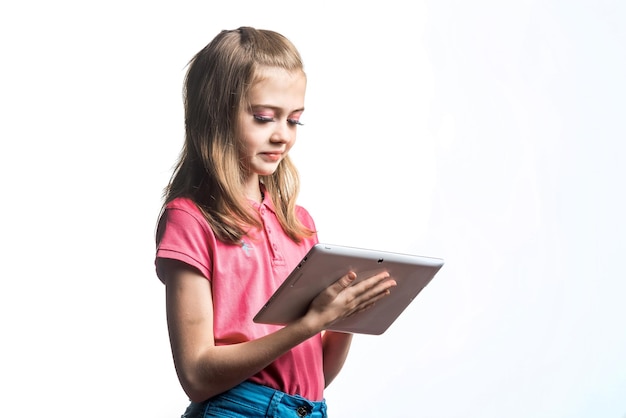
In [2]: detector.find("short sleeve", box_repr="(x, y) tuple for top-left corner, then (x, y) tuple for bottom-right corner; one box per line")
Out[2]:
(155, 201), (213, 282)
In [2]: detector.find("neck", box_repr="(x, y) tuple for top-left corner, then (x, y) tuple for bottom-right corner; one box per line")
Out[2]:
(244, 181), (263, 203)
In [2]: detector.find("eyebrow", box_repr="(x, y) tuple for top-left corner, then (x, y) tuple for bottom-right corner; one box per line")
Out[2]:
(250, 104), (305, 113)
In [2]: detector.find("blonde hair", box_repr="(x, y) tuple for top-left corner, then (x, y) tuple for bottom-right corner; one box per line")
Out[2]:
(162, 27), (314, 244)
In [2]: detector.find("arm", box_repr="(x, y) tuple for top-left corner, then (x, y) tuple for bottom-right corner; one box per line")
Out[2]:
(322, 331), (353, 387)
(161, 259), (395, 402)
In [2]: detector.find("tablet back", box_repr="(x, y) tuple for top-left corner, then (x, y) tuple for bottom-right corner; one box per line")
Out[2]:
(253, 243), (444, 335)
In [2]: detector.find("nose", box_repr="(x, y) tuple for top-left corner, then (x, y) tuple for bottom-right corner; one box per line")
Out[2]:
(270, 121), (292, 144)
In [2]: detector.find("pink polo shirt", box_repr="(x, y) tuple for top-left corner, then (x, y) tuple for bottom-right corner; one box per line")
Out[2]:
(155, 196), (323, 400)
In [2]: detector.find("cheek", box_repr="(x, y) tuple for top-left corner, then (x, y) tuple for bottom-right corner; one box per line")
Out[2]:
(238, 131), (261, 153)
(285, 136), (296, 152)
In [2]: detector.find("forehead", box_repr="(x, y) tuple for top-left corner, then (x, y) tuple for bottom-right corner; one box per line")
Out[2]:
(247, 66), (306, 106)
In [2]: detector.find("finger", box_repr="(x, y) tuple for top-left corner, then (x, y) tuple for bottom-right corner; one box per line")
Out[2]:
(346, 302), (375, 317)
(334, 271), (357, 292)
(349, 271), (393, 293)
(345, 277), (396, 314)
(337, 272), (394, 309)
(347, 287), (393, 317)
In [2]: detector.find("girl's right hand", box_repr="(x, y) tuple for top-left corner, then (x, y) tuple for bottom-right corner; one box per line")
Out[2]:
(304, 271), (397, 331)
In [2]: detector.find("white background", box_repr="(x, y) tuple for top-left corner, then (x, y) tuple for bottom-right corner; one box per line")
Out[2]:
(1, 1), (625, 417)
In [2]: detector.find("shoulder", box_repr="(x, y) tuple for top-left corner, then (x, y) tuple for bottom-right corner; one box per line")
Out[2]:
(295, 204), (316, 230)
(157, 197), (212, 241)
(163, 197), (207, 224)
(166, 197), (201, 213)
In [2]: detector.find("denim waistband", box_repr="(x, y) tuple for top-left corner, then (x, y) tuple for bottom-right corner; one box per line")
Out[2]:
(218, 380), (327, 417)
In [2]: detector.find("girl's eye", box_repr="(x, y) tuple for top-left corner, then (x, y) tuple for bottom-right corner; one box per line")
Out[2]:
(253, 114), (274, 123)
(287, 119), (304, 126)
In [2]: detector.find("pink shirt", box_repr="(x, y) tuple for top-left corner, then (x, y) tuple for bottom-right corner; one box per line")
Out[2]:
(155, 196), (323, 400)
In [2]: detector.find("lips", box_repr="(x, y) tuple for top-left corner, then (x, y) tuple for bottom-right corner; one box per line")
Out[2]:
(260, 152), (283, 162)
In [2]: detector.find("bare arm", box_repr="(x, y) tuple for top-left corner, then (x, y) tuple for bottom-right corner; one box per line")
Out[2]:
(322, 331), (353, 387)
(160, 259), (395, 402)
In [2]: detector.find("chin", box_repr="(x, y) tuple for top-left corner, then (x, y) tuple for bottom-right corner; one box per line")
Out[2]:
(255, 164), (280, 176)
(259, 170), (278, 177)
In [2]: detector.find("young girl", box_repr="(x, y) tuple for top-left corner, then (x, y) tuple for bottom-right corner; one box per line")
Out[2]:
(155, 27), (396, 418)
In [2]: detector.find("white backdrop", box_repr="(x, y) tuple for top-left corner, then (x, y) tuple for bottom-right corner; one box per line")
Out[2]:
(1, 1), (625, 417)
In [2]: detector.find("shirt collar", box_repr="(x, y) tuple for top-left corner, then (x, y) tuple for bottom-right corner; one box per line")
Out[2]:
(250, 183), (277, 214)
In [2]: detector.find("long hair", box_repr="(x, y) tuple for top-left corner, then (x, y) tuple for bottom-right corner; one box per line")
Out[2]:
(161, 27), (314, 244)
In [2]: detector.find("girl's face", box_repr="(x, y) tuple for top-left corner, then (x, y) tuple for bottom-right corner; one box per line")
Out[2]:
(237, 66), (306, 181)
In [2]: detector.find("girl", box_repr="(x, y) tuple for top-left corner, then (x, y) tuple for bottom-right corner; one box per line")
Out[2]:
(155, 27), (396, 418)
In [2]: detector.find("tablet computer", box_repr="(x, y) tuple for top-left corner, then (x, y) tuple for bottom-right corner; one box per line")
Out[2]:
(253, 243), (444, 335)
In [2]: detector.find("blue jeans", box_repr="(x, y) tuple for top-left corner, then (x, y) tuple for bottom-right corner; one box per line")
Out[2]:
(181, 381), (328, 418)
